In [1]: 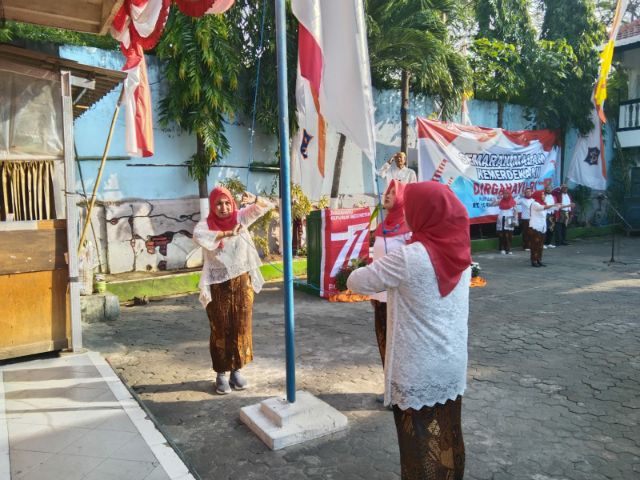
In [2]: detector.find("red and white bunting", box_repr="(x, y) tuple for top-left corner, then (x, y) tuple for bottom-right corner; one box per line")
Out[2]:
(109, 0), (236, 157)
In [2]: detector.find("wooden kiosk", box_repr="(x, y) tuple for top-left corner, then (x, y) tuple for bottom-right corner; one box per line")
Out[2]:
(0, 44), (125, 360)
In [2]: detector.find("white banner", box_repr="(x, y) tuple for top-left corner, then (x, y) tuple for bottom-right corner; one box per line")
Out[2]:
(417, 118), (560, 223)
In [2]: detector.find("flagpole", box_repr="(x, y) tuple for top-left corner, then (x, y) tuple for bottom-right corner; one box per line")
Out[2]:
(275, 0), (296, 403)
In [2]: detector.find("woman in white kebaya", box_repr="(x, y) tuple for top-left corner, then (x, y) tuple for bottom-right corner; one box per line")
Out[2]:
(348, 181), (471, 479)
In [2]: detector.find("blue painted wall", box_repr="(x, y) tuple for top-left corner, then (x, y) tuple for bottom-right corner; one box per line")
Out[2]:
(61, 45), (614, 202)
(61, 46), (279, 202)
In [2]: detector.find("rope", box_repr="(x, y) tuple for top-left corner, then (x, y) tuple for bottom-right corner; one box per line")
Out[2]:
(246, 0), (269, 188)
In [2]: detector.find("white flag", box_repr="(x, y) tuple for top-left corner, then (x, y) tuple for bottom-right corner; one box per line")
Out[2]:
(291, 64), (327, 200)
(291, 0), (376, 199)
(567, 105), (607, 190)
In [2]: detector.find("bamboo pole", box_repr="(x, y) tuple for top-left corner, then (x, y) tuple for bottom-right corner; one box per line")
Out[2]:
(20, 164), (27, 220)
(44, 161), (51, 219)
(1, 164), (9, 220)
(10, 165), (17, 219)
(36, 162), (43, 219)
(31, 163), (38, 219)
(75, 144), (103, 273)
(77, 89), (123, 253)
(12, 165), (20, 220)
(27, 163), (33, 220)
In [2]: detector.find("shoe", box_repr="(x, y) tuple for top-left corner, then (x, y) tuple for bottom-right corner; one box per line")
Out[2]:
(507, 251), (513, 255)
(538, 262), (546, 267)
(524, 248), (531, 252)
(543, 245), (548, 249)
(549, 244), (556, 248)
(216, 373), (231, 395)
(561, 242), (570, 246)
(229, 370), (248, 390)
(500, 250), (506, 255)
(531, 263), (540, 268)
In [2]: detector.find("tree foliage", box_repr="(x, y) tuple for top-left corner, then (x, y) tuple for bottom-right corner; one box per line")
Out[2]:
(470, 38), (526, 104)
(537, 0), (605, 133)
(156, 7), (241, 182)
(476, 0), (537, 46)
(226, 0), (298, 138)
(472, 0), (537, 125)
(524, 39), (582, 129)
(596, 0), (640, 23)
(366, 0), (471, 121)
(472, 0), (606, 133)
(0, 21), (118, 49)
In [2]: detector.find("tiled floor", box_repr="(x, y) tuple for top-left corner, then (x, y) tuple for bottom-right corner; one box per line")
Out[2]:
(0, 352), (194, 480)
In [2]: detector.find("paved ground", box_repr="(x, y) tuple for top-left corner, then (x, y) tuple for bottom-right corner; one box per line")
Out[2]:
(84, 236), (640, 480)
(1, 352), (194, 480)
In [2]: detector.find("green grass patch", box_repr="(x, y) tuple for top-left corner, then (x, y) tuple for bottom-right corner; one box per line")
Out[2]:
(107, 259), (308, 302)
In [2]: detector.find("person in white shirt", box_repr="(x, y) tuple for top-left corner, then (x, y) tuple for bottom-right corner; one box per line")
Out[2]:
(543, 184), (558, 249)
(193, 186), (274, 395)
(495, 190), (518, 255)
(348, 181), (471, 479)
(518, 188), (534, 251)
(529, 190), (565, 267)
(555, 184), (573, 246)
(376, 151), (418, 187)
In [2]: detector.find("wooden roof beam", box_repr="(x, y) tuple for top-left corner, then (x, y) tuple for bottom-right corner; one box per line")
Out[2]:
(100, 0), (124, 35)
(2, 0), (117, 35)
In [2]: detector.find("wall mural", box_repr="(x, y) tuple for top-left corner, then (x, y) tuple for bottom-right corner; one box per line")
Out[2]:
(104, 199), (202, 274)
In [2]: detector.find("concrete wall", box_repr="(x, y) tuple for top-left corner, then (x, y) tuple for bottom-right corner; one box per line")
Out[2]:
(62, 45), (614, 273)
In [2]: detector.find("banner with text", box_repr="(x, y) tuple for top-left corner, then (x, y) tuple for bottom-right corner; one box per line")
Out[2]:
(417, 118), (560, 224)
(320, 207), (371, 297)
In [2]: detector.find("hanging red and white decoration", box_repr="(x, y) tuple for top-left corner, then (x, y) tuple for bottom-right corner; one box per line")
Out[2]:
(110, 0), (235, 157)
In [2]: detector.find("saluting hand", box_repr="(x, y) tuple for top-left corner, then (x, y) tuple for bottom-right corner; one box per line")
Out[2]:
(241, 191), (256, 205)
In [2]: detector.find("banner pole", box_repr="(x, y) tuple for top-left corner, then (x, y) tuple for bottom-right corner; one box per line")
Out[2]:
(275, 0), (296, 403)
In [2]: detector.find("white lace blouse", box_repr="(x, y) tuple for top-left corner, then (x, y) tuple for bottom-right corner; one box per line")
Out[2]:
(347, 242), (470, 410)
(193, 201), (274, 308)
(370, 233), (411, 303)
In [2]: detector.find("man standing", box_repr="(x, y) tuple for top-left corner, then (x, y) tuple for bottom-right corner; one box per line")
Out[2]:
(543, 184), (557, 249)
(518, 187), (534, 251)
(555, 184), (574, 246)
(377, 151), (417, 187)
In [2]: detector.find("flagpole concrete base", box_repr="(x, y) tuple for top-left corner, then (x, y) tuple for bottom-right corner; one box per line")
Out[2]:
(240, 390), (348, 450)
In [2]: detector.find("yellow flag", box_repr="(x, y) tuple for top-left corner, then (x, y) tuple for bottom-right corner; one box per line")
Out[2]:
(594, 0), (629, 122)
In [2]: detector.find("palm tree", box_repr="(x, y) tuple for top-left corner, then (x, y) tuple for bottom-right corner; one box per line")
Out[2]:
(156, 6), (240, 215)
(366, 0), (471, 152)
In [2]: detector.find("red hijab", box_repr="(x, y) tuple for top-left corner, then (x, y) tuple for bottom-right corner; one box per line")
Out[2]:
(498, 191), (516, 210)
(531, 190), (545, 205)
(404, 182), (471, 297)
(375, 180), (411, 238)
(206, 186), (239, 231)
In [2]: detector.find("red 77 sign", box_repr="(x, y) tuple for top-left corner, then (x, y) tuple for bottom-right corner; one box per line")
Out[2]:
(320, 208), (371, 297)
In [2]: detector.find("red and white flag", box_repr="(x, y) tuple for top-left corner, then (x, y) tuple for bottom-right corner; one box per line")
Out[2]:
(110, 0), (235, 158)
(291, 0), (376, 200)
(122, 45), (155, 157)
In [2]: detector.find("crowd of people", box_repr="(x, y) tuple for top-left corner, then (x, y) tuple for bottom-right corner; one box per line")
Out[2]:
(191, 151), (576, 479)
(495, 184), (575, 267)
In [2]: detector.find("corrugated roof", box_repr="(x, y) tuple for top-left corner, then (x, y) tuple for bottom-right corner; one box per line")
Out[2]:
(617, 18), (640, 41)
(0, 44), (125, 119)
